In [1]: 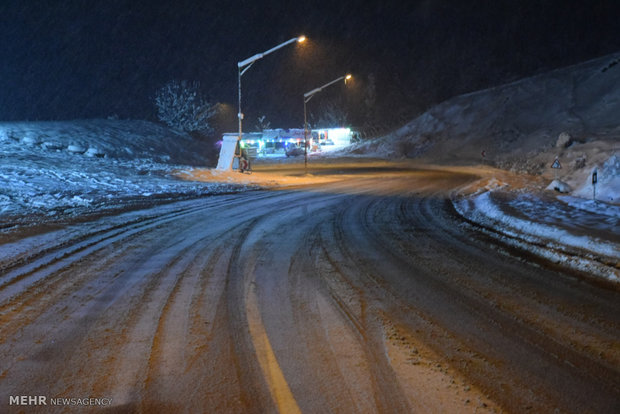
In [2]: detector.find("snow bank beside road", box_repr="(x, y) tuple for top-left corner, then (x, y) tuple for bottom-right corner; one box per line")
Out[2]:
(572, 154), (620, 204)
(454, 190), (620, 283)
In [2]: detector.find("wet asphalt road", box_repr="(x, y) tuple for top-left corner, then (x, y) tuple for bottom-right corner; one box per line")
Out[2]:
(0, 167), (618, 413)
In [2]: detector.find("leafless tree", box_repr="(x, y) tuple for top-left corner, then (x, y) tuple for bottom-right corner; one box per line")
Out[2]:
(313, 100), (349, 128)
(256, 115), (271, 131)
(155, 80), (217, 133)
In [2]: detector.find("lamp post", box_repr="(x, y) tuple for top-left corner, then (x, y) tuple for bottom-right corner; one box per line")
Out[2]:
(303, 74), (352, 170)
(237, 35), (306, 169)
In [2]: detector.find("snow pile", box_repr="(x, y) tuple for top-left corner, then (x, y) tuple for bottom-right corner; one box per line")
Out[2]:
(572, 154), (620, 204)
(0, 120), (238, 222)
(546, 179), (572, 193)
(454, 190), (620, 282)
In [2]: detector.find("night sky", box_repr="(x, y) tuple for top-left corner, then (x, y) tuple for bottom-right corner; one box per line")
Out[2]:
(2, 0), (619, 134)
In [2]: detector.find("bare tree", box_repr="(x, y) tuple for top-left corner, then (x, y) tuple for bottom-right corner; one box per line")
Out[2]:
(155, 80), (217, 133)
(256, 115), (271, 131)
(313, 100), (349, 128)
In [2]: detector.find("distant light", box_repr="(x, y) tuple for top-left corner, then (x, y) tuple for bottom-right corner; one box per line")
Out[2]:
(297, 35), (306, 43)
(345, 74), (352, 80)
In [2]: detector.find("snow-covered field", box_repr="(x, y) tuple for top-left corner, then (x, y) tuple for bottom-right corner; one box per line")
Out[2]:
(0, 120), (243, 223)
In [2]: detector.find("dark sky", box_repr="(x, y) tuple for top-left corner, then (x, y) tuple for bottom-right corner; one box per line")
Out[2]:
(1, 0), (619, 133)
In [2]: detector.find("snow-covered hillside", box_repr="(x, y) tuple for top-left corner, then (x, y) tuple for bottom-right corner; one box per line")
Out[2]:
(0, 119), (238, 224)
(0, 119), (208, 163)
(348, 52), (620, 204)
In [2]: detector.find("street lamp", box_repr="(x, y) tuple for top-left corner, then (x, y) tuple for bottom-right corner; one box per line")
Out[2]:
(303, 74), (352, 170)
(237, 35), (306, 169)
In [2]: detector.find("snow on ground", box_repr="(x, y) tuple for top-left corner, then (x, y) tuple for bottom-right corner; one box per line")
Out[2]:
(330, 52), (620, 282)
(177, 166), (342, 189)
(0, 120), (244, 224)
(454, 188), (619, 283)
(340, 51), (620, 208)
(346, 52), (620, 168)
(0, 49), (620, 281)
(572, 154), (620, 204)
(558, 195), (620, 217)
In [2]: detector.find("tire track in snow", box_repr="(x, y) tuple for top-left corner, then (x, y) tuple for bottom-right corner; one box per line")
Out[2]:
(352, 184), (620, 414)
(0, 206), (231, 401)
(317, 193), (414, 413)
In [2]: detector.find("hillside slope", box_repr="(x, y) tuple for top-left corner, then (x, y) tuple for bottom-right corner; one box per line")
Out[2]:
(0, 119), (234, 222)
(349, 52), (620, 203)
(352, 52), (620, 162)
(0, 119), (207, 164)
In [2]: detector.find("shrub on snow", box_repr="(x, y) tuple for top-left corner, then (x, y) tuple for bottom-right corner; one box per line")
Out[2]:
(154, 80), (218, 133)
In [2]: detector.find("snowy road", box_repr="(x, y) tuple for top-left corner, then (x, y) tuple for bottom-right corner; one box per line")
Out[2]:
(1, 167), (619, 413)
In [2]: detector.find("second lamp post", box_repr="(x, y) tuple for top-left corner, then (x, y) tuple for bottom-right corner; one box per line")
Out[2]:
(303, 74), (352, 170)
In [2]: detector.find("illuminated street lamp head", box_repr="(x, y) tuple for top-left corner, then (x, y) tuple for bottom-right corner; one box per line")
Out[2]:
(345, 74), (352, 84)
(297, 35), (307, 43)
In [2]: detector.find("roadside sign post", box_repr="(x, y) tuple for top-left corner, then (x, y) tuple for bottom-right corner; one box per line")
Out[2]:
(592, 168), (598, 201)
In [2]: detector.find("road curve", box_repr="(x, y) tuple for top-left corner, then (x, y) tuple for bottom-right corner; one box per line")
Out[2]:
(0, 167), (618, 413)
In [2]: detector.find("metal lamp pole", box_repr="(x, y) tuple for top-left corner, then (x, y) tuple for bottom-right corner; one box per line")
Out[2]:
(237, 36), (306, 168)
(303, 74), (352, 171)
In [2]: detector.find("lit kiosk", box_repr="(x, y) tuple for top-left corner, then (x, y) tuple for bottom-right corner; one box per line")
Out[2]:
(217, 35), (306, 171)
(216, 133), (242, 170)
